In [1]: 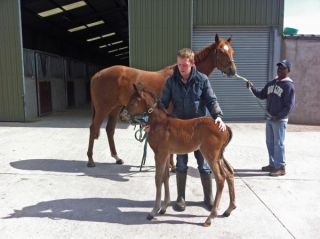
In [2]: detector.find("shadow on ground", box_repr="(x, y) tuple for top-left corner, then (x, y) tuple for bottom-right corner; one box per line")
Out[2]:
(234, 168), (269, 177)
(10, 159), (205, 180)
(3, 197), (212, 226)
(10, 159), (152, 182)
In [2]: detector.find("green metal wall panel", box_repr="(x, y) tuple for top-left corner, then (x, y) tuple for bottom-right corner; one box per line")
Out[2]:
(0, 0), (24, 121)
(129, 0), (192, 70)
(194, 0), (284, 29)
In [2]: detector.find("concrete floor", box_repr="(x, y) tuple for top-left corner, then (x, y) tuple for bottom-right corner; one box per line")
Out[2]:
(0, 109), (320, 239)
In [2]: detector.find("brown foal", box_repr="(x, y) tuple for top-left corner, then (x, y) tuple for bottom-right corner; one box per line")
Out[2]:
(127, 83), (236, 227)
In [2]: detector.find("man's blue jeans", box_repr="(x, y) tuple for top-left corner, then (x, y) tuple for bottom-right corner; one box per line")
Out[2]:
(176, 150), (211, 174)
(266, 119), (287, 169)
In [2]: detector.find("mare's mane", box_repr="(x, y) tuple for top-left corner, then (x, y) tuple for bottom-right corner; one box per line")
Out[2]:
(194, 43), (217, 64)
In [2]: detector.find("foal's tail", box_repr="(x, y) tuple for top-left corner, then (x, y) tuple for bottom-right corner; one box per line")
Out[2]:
(220, 125), (234, 175)
(220, 125), (233, 156)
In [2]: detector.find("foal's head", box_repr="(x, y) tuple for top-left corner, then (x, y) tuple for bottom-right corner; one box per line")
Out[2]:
(127, 83), (157, 118)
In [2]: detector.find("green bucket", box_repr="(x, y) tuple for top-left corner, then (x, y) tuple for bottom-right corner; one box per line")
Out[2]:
(284, 27), (298, 35)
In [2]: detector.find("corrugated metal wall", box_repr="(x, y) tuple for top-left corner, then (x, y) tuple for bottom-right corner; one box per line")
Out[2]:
(194, 0), (284, 28)
(0, 0), (25, 121)
(129, 0), (192, 70)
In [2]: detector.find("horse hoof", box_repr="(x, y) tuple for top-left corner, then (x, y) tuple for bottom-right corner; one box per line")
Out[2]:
(87, 161), (96, 167)
(223, 211), (231, 217)
(116, 159), (124, 165)
(159, 208), (166, 214)
(146, 214), (154, 220)
(203, 219), (211, 227)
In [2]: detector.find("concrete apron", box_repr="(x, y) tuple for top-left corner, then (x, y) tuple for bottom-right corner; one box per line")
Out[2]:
(0, 109), (320, 239)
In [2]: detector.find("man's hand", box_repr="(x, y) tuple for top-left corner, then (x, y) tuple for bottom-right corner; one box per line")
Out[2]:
(215, 117), (226, 131)
(246, 80), (253, 89)
(271, 116), (279, 122)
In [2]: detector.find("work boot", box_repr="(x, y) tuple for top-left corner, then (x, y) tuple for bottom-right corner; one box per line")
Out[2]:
(261, 165), (275, 172)
(174, 172), (187, 212)
(269, 166), (286, 176)
(200, 173), (213, 211)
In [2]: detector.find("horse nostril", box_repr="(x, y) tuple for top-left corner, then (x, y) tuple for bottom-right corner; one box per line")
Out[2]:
(228, 68), (236, 76)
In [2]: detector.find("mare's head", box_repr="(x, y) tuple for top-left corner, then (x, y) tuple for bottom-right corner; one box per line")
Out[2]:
(127, 83), (157, 119)
(195, 34), (236, 77)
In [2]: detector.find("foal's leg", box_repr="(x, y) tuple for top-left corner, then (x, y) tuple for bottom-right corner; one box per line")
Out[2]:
(87, 111), (106, 167)
(159, 155), (171, 214)
(204, 156), (226, 227)
(221, 158), (236, 217)
(106, 106), (123, 164)
(147, 153), (168, 220)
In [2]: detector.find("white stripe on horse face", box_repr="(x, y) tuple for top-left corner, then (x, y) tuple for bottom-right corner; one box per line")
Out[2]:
(223, 45), (229, 51)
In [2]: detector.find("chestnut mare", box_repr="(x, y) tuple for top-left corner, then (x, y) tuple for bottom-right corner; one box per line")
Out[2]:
(126, 83), (236, 227)
(87, 34), (236, 167)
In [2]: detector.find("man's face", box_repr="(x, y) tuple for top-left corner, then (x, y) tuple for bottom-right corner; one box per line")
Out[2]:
(177, 57), (194, 79)
(277, 64), (289, 79)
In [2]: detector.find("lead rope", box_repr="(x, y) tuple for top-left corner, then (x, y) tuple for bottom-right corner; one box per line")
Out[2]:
(234, 73), (272, 118)
(130, 114), (149, 171)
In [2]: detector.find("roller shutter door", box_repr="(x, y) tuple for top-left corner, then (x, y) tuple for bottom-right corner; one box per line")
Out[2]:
(192, 26), (273, 120)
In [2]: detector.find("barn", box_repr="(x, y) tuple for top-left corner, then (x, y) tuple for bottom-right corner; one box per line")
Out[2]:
(0, 0), (284, 121)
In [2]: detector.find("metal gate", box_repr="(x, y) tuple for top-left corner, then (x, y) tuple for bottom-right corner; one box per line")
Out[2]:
(192, 26), (273, 120)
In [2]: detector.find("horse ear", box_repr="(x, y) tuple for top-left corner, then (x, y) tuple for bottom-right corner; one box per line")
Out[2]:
(133, 83), (143, 95)
(227, 35), (233, 43)
(215, 34), (219, 43)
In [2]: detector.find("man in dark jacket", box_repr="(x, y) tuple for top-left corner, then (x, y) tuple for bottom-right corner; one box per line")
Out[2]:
(158, 48), (226, 212)
(247, 59), (295, 176)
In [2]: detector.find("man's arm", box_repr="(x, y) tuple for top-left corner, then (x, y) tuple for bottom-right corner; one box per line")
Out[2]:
(247, 81), (269, 100)
(202, 78), (223, 119)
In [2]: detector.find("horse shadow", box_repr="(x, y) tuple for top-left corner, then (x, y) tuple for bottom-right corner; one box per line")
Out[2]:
(9, 159), (151, 182)
(2, 197), (205, 226)
(10, 158), (205, 181)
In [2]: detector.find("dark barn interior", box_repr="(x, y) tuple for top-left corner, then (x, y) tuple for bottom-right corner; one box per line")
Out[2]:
(21, 0), (129, 67)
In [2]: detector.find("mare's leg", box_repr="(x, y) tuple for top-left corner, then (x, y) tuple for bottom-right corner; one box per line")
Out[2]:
(87, 112), (106, 167)
(147, 153), (168, 220)
(106, 106), (123, 164)
(159, 155), (171, 214)
(203, 155), (226, 227)
(221, 158), (236, 217)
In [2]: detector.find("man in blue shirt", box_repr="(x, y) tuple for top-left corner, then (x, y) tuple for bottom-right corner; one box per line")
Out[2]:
(247, 60), (295, 176)
(158, 48), (226, 211)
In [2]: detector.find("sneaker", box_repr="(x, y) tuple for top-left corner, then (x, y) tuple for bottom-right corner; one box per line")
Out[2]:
(269, 167), (286, 176)
(261, 165), (275, 172)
